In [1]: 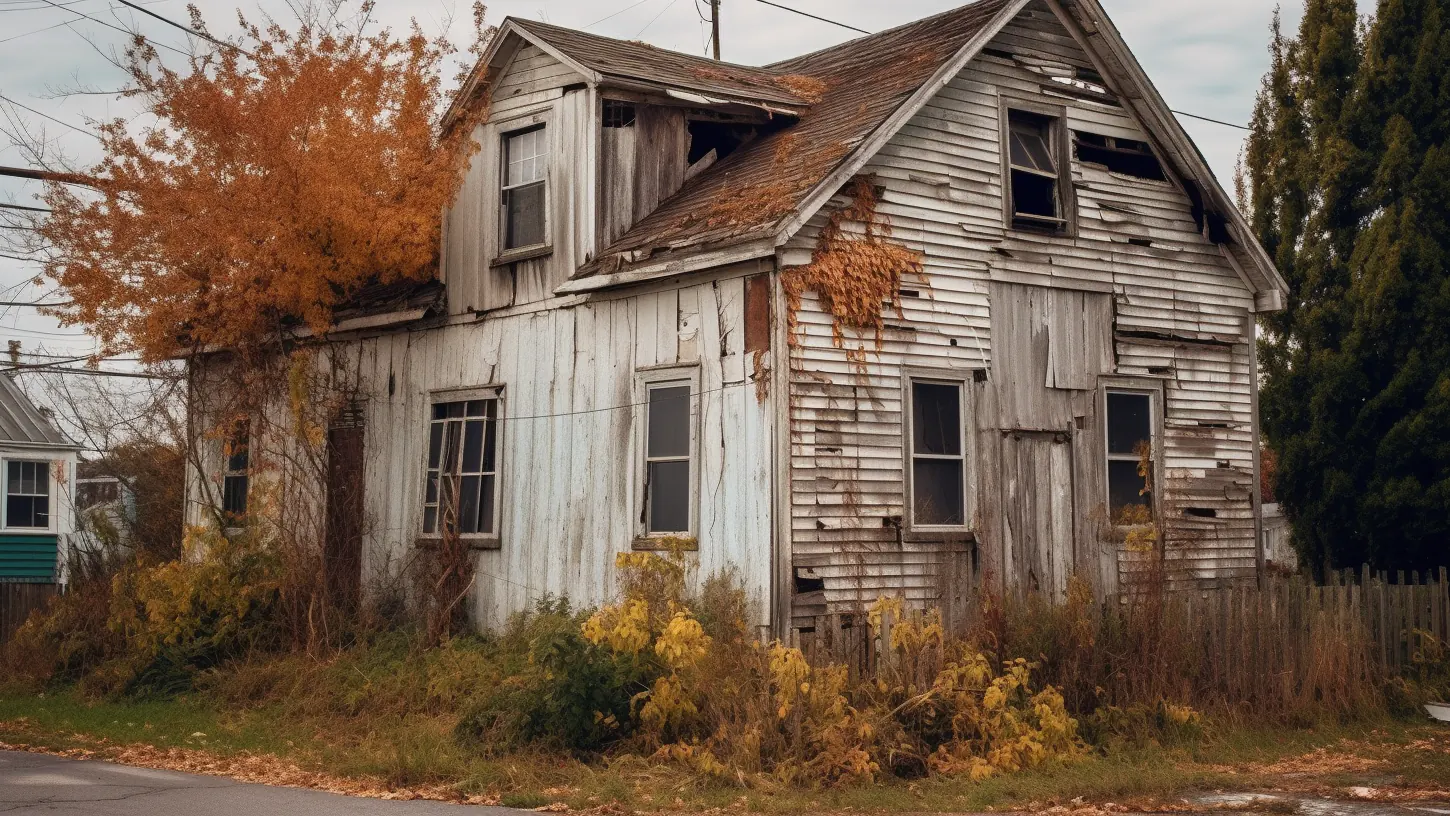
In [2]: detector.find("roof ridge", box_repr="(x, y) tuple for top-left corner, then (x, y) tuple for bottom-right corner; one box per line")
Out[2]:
(767, 0), (1002, 71)
(507, 17), (792, 77)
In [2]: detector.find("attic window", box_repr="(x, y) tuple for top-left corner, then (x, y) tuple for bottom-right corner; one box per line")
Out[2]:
(1074, 132), (1166, 181)
(604, 101), (635, 128)
(1006, 109), (1068, 233)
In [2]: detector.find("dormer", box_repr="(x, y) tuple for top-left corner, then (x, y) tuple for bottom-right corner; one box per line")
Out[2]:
(439, 19), (812, 316)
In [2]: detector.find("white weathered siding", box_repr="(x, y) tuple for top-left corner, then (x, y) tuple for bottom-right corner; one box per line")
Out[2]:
(342, 271), (774, 630)
(780, 0), (1259, 617)
(441, 44), (597, 314)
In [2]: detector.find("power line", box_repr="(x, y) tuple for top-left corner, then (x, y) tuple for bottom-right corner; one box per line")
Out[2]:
(635, 0), (679, 38)
(750, 0), (869, 35)
(585, 0), (653, 29)
(1170, 109), (1251, 131)
(745, 0), (1251, 129)
(0, 202), (50, 213)
(4, 364), (167, 379)
(0, 92), (100, 138)
(110, 0), (246, 55)
(36, 0), (190, 57)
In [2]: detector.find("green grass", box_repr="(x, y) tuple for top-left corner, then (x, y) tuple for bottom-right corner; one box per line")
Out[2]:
(1, 687), (1443, 813)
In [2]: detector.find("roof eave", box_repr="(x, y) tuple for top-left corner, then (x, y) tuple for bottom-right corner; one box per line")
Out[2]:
(555, 237), (777, 295)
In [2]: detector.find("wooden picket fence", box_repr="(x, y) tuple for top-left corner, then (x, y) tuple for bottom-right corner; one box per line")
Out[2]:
(792, 567), (1450, 694)
(0, 583), (57, 644)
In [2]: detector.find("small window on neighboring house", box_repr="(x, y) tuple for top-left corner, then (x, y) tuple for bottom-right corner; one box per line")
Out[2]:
(5, 461), (50, 529)
(1007, 109), (1067, 232)
(1106, 391), (1155, 523)
(422, 397), (500, 538)
(501, 126), (547, 251)
(644, 382), (693, 535)
(908, 379), (968, 527)
(222, 421), (249, 519)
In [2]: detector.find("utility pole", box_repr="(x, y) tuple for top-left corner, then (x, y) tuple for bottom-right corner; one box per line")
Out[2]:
(710, 0), (721, 60)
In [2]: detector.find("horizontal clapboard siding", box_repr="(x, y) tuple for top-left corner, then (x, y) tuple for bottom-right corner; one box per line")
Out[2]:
(782, 0), (1259, 616)
(0, 534), (58, 582)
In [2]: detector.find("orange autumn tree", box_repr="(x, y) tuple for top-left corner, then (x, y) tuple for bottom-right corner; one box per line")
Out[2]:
(39, 2), (490, 362)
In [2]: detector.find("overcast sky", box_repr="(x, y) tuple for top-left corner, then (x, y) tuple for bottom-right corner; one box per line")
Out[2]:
(0, 0), (1358, 364)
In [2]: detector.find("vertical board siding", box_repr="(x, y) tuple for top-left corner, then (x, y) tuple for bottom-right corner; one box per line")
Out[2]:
(322, 275), (772, 631)
(442, 46), (593, 315)
(781, 0), (1261, 619)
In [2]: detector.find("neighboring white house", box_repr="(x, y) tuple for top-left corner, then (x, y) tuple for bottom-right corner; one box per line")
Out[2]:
(0, 375), (80, 586)
(187, 0), (1289, 635)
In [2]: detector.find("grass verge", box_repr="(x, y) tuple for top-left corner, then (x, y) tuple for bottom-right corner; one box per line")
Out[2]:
(2, 686), (1446, 813)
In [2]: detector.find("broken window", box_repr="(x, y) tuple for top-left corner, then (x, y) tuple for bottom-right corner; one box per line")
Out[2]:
(908, 379), (967, 527)
(221, 421), (249, 519)
(1105, 390), (1155, 522)
(423, 397), (500, 538)
(1073, 132), (1165, 181)
(1007, 109), (1067, 232)
(604, 100), (636, 129)
(5, 460), (50, 529)
(501, 125), (547, 251)
(644, 381), (693, 535)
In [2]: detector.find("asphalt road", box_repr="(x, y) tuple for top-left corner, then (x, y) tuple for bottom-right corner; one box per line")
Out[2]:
(0, 750), (519, 815)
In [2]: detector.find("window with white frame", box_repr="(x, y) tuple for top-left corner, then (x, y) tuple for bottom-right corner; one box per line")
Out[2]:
(422, 395), (500, 538)
(1105, 390), (1155, 522)
(5, 460), (51, 529)
(221, 421), (249, 519)
(643, 380), (693, 536)
(907, 377), (969, 528)
(501, 125), (547, 251)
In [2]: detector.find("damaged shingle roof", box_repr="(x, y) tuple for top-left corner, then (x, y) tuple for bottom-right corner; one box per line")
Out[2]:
(542, 0), (1014, 280)
(509, 19), (814, 110)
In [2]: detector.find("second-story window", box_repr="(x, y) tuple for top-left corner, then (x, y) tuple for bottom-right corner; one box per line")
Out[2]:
(501, 126), (547, 251)
(5, 460), (51, 529)
(222, 420), (249, 519)
(1006, 109), (1068, 233)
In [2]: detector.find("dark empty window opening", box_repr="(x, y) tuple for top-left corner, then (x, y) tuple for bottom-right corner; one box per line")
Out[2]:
(1074, 131), (1166, 181)
(1106, 390), (1154, 524)
(686, 119), (755, 165)
(1007, 110), (1066, 232)
(603, 100), (635, 128)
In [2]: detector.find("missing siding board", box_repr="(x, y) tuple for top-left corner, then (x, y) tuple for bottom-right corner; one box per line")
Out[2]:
(1074, 132), (1166, 181)
(1116, 329), (1237, 349)
(744, 274), (772, 354)
(1183, 508), (1218, 518)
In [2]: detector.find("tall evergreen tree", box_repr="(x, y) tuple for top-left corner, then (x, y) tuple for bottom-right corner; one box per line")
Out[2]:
(1249, 0), (1450, 573)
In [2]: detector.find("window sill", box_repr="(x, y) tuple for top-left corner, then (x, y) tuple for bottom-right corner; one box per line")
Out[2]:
(902, 529), (977, 546)
(490, 245), (553, 267)
(631, 535), (698, 552)
(415, 535), (501, 551)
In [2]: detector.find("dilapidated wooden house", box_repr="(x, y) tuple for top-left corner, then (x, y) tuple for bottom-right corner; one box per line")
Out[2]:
(187, 0), (1288, 635)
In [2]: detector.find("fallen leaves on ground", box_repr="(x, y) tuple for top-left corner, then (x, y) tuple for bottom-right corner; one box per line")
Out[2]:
(0, 731), (497, 806)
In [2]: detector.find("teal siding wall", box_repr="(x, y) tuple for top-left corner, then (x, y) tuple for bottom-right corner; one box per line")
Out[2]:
(0, 534), (57, 582)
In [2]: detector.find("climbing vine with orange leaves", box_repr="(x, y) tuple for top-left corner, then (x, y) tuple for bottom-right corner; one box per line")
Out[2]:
(781, 176), (924, 361)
